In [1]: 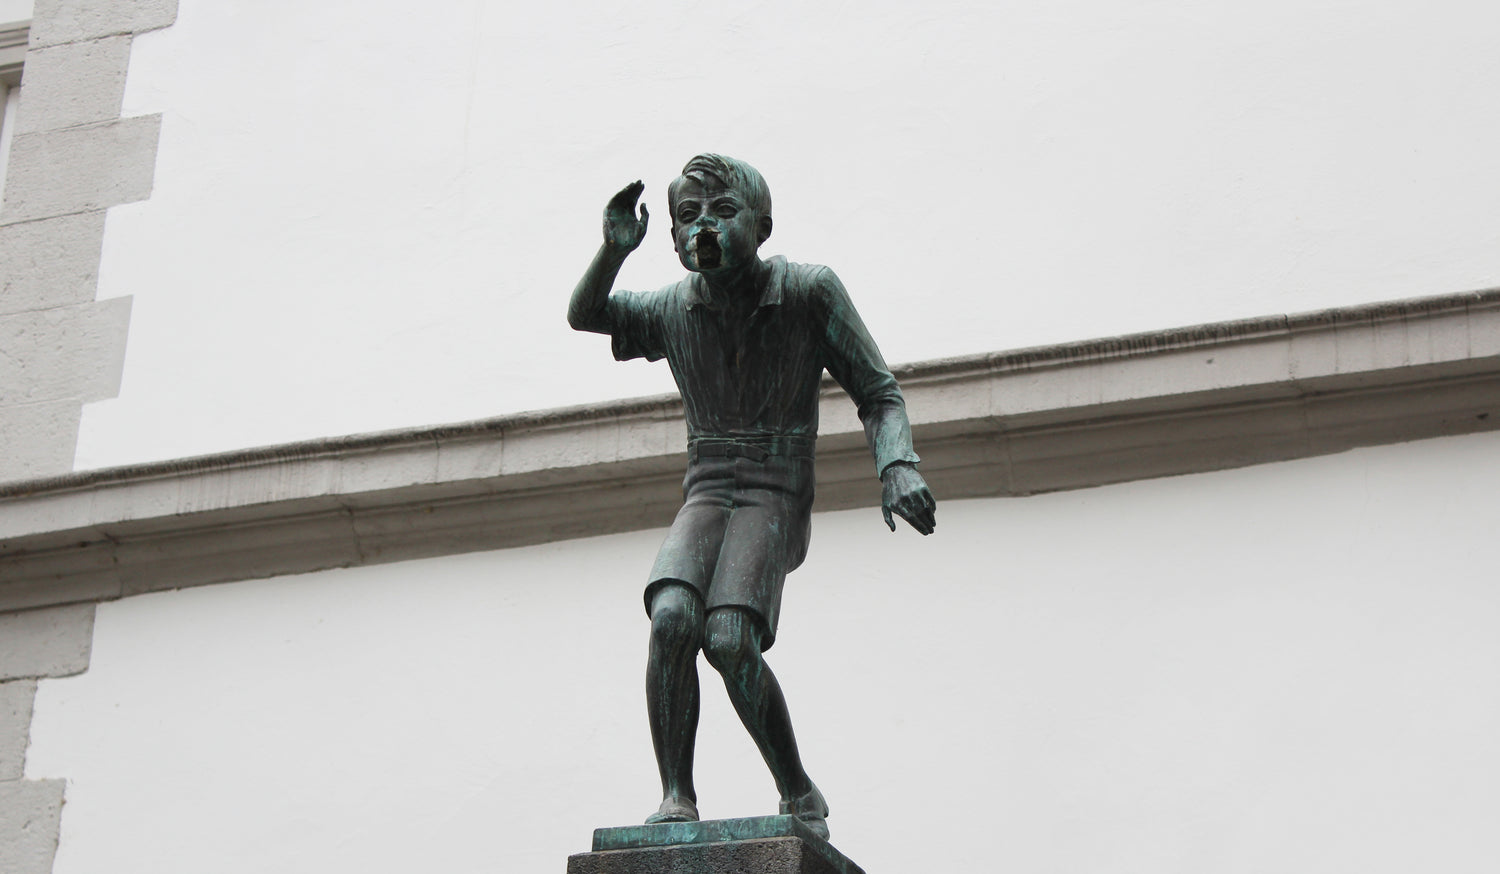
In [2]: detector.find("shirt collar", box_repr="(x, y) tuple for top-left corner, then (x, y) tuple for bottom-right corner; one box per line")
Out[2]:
(685, 256), (786, 311)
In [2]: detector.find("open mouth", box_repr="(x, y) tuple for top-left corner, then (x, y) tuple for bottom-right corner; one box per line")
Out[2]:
(692, 231), (722, 269)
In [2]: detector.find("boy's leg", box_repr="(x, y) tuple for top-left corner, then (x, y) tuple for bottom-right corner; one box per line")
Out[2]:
(646, 582), (705, 822)
(702, 606), (828, 836)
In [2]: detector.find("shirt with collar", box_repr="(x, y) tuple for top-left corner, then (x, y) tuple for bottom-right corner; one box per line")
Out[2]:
(606, 255), (920, 477)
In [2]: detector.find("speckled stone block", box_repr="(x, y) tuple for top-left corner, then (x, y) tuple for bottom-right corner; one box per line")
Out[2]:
(0, 679), (37, 779)
(0, 779), (65, 874)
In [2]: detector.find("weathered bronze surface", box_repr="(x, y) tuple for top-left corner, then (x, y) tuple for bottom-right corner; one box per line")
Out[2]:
(568, 155), (935, 840)
(574, 815), (865, 874)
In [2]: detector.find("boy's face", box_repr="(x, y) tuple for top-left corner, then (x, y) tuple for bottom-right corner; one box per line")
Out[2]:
(670, 175), (767, 275)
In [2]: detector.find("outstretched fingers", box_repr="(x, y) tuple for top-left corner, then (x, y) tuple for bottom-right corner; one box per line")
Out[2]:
(603, 180), (649, 251)
(607, 179), (645, 215)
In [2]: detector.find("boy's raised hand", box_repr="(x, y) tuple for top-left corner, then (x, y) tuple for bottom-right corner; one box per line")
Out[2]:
(604, 180), (650, 254)
(881, 462), (937, 536)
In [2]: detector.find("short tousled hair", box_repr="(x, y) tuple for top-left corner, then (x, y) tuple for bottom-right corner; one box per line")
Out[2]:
(667, 153), (773, 223)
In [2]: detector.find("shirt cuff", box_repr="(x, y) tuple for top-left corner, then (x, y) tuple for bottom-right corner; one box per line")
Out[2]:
(876, 451), (922, 478)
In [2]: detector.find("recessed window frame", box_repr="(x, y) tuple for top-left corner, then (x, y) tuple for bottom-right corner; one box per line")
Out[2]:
(0, 21), (27, 204)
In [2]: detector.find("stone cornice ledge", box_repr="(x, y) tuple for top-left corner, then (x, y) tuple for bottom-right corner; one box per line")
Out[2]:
(2, 288), (1498, 611)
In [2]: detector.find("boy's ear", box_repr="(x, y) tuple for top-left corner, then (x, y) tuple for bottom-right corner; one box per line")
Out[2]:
(757, 215), (773, 246)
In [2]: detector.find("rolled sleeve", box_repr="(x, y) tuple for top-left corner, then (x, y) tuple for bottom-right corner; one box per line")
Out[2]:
(815, 268), (921, 477)
(606, 291), (667, 362)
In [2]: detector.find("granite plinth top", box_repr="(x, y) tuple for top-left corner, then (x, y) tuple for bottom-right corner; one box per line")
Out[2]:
(589, 815), (864, 874)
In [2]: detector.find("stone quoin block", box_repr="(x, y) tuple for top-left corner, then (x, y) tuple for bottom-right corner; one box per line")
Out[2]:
(0, 296), (131, 406)
(0, 779), (65, 874)
(0, 212), (107, 315)
(0, 399), (83, 481)
(0, 604), (96, 681)
(28, 0), (178, 49)
(0, 679), (38, 779)
(13, 34), (132, 135)
(0, 115), (161, 224)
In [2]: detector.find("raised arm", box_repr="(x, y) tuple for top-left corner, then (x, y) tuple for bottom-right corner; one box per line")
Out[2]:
(567, 180), (650, 334)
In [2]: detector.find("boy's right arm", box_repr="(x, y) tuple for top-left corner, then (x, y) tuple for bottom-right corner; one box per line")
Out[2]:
(567, 180), (650, 334)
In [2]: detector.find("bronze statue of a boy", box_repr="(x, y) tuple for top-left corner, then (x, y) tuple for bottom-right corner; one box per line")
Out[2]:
(568, 154), (935, 839)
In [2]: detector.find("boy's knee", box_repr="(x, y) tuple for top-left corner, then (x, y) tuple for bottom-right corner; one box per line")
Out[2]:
(703, 608), (762, 673)
(649, 582), (703, 647)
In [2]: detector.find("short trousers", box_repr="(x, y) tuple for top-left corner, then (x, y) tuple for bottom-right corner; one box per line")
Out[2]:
(643, 436), (815, 651)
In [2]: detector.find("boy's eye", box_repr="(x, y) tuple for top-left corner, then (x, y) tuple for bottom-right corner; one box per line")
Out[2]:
(676, 207), (697, 222)
(715, 205), (737, 218)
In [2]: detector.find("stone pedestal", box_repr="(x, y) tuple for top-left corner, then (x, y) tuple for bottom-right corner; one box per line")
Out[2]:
(566, 815), (865, 874)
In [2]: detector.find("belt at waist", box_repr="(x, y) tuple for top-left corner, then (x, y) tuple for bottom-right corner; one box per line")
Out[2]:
(688, 435), (815, 463)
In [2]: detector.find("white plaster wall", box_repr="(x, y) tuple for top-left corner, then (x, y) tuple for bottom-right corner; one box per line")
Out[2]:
(72, 0), (1500, 468)
(29, 430), (1500, 873)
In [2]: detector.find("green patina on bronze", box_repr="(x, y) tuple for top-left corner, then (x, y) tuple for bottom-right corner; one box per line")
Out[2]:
(591, 815), (865, 874)
(568, 154), (935, 841)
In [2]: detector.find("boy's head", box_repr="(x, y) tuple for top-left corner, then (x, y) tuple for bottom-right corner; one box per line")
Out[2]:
(668, 154), (773, 274)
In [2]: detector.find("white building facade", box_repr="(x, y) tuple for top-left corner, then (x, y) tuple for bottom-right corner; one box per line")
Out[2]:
(2, 1), (1499, 872)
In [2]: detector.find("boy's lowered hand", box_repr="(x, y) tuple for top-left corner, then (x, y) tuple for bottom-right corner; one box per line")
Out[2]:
(881, 462), (936, 535)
